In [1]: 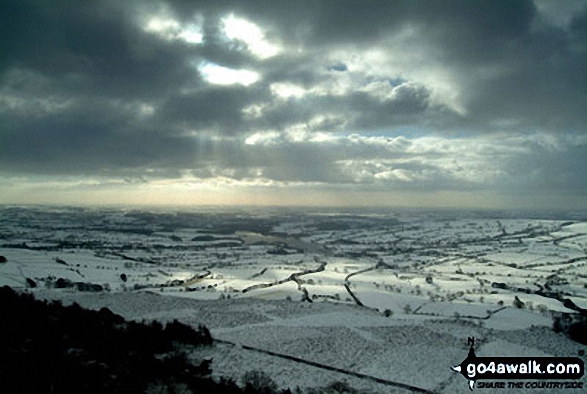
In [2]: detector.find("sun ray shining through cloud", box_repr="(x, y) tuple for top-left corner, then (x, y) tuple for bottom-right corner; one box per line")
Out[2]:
(221, 13), (281, 59)
(197, 62), (260, 86)
(143, 12), (204, 44)
(0, 0), (586, 209)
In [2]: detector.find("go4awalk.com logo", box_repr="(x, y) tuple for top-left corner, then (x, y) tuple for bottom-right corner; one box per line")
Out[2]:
(451, 338), (584, 390)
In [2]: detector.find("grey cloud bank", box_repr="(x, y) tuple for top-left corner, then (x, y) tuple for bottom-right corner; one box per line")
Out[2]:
(0, 0), (586, 208)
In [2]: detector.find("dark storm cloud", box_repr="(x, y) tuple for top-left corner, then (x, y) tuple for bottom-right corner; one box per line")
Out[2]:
(0, 1), (197, 99)
(159, 84), (271, 132)
(0, 0), (586, 205)
(500, 137), (587, 193)
(0, 98), (196, 176)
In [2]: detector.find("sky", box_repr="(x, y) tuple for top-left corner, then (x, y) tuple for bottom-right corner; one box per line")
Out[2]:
(1, 0), (586, 209)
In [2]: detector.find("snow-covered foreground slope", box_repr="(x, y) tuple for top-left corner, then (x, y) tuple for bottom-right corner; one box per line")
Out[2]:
(31, 290), (586, 393)
(1, 206), (586, 392)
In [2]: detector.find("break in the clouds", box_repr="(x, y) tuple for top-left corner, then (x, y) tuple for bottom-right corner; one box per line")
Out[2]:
(1, 0), (586, 209)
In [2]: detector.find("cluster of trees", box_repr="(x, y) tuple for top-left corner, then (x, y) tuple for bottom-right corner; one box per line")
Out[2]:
(0, 286), (364, 393)
(552, 311), (587, 345)
(0, 286), (256, 393)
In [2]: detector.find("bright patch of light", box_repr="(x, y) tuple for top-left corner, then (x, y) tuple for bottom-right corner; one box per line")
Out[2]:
(361, 80), (395, 101)
(285, 124), (310, 142)
(198, 62), (259, 86)
(139, 103), (155, 116)
(146, 17), (178, 35)
(307, 114), (348, 131)
(245, 131), (281, 145)
(221, 14), (280, 59)
(270, 83), (306, 98)
(245, 128), (335, 146)
(309, 132), (335, 143)
(242, 103), (267, 119)
(144, 15), (203, 44)
(178, 23), (204, 43)
(331, 44), (468, 116)
(374, 169), (412, 182)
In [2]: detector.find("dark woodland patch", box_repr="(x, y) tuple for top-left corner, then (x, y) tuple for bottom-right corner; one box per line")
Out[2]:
(0, 286), (267, 394)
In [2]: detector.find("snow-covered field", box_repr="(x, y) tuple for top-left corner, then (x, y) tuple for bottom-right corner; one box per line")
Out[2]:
(1, 206), (586, 393)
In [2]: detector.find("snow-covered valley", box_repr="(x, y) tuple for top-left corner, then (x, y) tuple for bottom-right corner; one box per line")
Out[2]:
(1, 206), (586, 393)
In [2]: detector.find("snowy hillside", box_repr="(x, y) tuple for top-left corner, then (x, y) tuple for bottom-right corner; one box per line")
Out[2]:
(1, 206), (586, 393)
